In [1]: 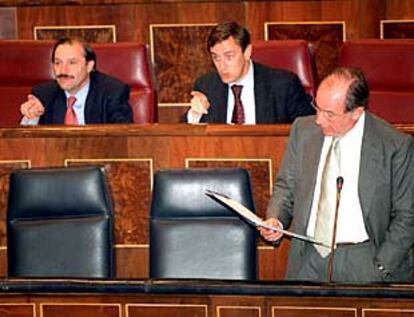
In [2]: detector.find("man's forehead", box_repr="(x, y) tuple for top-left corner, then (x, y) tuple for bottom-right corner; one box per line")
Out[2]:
(55, 42), (84, 56)
(318, 77), (351, 98)
(210, 37), (241, 52)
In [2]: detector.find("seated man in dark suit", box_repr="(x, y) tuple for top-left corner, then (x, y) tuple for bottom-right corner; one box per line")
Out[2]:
(20, 37), (133, 125)
(187, 21), (314, 124)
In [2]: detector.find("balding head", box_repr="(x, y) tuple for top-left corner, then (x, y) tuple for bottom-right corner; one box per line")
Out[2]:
(314, 67), (368, 136)
(319, 67), (369, 111)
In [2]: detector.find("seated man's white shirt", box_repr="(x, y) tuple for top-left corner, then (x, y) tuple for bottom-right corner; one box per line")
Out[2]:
(188, 60), (256, 124)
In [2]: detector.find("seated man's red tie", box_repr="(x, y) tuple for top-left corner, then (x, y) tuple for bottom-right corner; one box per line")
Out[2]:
(64, 96), (78, 125)
(231, 85), (245, 124)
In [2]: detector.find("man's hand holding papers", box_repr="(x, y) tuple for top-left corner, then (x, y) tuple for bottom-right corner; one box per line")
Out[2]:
(205, 190), (328, 247)
(258, 218), (284, 242)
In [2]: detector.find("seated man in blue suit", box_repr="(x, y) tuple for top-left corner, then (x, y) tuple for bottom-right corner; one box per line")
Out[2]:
(186, 21), (313, 124)
(20, 37), (133, 125)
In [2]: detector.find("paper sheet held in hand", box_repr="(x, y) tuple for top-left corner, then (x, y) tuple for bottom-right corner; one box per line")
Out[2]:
(205, 190), (328, 247)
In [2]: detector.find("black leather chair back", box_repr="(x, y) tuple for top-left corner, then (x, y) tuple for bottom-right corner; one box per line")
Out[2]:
(150, 168), (257, 280)
(7, 166), (114, 278)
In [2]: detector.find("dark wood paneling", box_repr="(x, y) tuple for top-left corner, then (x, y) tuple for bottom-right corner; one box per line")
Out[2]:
(0, 124), (291, 280)
(116, 247), (148, 278)
(0, 288), (413, 317)
(0, 8), (17, 39)
(381, 20), (414, 39)
(34, 25), (115, 42)
(41, 304), (120, 317)
(66, 160), (152, 245)
(259, 241), (290, 280)
(127, 304), (207, 317)
(16, 2), (244, 43)
(271, 306), (356, 317)
(386, 1), (414, 19)
(187, 160), (271, 220)
(217, 306), (261, 317)
(0, 304), (34, 317)
(159, 106), (188, 123)
(151, 24), (214, 105)
(0, 0), (402, 123)
(364, 309), (414, 317)
(0, 161), (30, 246)
(0, 125), (412, 280)
(266, 22), (344, 84)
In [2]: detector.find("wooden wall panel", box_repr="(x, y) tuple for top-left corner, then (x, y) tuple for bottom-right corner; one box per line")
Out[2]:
(66, 159), (153, 245)
(0, 124), (409, 280)
(3, 0), (408, 123)
(266, 22), (344, 83)
(245, 0), (385, 41)
(271, 306), (356, 317)
(0, 161), (30, 246)
(259, 241), (290, 280)
(34, 25), (116, 42)
(41, 303), (121, 317)
(217, 306), (261, 317)
(150, 24), (214, 105)
(0, 291), (414, 317)
(381, 20), (414, 39)
(363, 309), (414, 317)
(187, 159), (272, 220)
(16, 2), (244, 43)
(386, 1), (414, 19)
(0, 8), (17, 39)
(3, 0), (392, 43)
(0, 304), (35, 317)
(127, 304), (208, 317)
(0, 124), (292, 280)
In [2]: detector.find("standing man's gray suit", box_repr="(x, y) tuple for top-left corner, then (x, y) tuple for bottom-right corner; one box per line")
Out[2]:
(267, 112), (414, 282)
(260, 67), (414, 283)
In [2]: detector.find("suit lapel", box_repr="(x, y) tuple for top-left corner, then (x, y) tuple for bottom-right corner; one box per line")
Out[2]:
(52, 90), (67, 124)
(358, 113), (381, 219)
(213, 80), (228, 123)
(84, 77), (96, 124)
(253, 63), (268, 123)
(301, 127), (324, 232)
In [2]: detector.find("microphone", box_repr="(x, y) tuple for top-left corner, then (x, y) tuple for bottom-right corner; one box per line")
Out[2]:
(336, 176), (344, 192)
(327, 176), (344, 282)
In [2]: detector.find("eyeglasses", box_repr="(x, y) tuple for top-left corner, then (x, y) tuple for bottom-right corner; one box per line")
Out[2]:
(310, 99), (348, 120)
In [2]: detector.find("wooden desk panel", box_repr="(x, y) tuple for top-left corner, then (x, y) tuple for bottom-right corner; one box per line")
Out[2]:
(0, 124), (411, 280)
(0, 279), (414, 317)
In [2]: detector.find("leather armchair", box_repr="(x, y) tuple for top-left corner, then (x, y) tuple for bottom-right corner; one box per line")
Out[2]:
(0, 40), (157, 125)
(340, 39), (414, 123)
(93, 42), (157, 123)
(150, 168), (257, 280)
(252, 40), (317, 97)
(7, 166), (115, 278)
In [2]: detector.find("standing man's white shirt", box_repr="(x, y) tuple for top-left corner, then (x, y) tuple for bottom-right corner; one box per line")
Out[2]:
(307, 111), (369, 244)
(188, 60), (256, 124)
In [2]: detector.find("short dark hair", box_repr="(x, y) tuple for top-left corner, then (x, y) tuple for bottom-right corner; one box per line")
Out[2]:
(330, 67), (369, 111)
(51, 37), (96, 69)
(207, 21), (250, 52)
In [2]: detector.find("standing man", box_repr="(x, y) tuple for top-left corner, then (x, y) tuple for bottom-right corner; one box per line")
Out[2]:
(187, 21), (313, 124)
(20, 37), (133, 125)
(260, 67), (414, 283)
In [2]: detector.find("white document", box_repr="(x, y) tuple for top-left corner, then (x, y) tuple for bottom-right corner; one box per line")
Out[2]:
(205, 190), (329, 247)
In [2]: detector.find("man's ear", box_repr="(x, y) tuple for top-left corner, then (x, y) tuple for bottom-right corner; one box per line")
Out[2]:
(351, 106), (364, 120)
(243, 44), (252, 60)
(87, 60), (95, 73)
